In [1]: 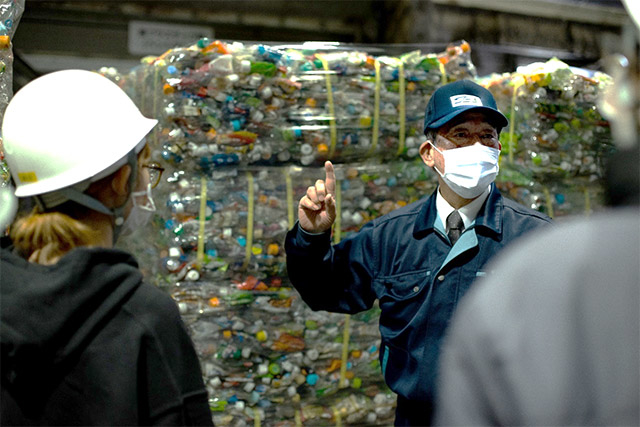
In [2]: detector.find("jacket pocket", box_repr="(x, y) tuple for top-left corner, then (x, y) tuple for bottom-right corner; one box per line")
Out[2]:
(377, 269), (431, 301)
(376, 269), (432, 339)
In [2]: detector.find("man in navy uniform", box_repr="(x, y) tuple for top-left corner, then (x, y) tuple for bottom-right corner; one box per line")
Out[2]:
(285, 79), (552, 425)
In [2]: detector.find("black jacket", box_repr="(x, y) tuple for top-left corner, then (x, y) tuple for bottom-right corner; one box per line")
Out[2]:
(1, 238), (213, 426)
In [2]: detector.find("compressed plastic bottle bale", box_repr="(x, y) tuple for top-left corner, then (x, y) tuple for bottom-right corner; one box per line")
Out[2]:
(112, 39), (627, 426)
(0, 0), (24, 121)
(121, 39), (478, 170)
(482, 58), (615, 183)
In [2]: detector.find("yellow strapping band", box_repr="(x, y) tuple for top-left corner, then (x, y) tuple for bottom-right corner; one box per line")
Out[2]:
(153, 66), (160, 147)
(319, 56), (338, 159)
(333, 179), (342, 245)
(285, 168), (295, 228)
(543, 186), (555, 219)
(339, 314), (351, 388)
(508, 75), (525, 164)
(294, 409), (302, 427)
(439, 61), (447, 84)
(332, 406), (342, 427)
(396, 61), (406, 156)
(197, 177), (207, 262)
(368, 59), (381, 156)
(331, 181), (351, 391)
(243, 171), (255, 269)
(142, 67), (149, 118)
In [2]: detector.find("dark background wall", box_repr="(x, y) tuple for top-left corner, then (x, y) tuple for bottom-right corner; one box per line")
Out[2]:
(13, 0), (634, 89)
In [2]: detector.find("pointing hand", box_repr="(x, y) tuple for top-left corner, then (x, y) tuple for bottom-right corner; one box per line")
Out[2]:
(297, 161), (337, 233)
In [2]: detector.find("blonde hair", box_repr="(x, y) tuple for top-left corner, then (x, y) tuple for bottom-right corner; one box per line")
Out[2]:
(10, 209), (98, 265)
(9, 144), (151, 265)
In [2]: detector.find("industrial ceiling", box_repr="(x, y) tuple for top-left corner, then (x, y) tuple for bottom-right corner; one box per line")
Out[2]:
(11, 0), (634, 89)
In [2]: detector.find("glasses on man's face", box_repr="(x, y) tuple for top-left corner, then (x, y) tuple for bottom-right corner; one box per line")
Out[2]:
(439, 131), (499, 148)
(142, 162), (165, 189)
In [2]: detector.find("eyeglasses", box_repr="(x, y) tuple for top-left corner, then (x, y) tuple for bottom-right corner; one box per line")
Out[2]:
(438, 131), (499, 148)
(142, 162), (165, 189)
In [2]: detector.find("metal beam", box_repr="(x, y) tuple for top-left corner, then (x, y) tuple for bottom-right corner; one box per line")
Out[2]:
(429, 0), (628, 26)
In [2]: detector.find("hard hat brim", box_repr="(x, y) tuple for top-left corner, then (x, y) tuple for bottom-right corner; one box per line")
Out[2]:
(11, 116), (158, 198)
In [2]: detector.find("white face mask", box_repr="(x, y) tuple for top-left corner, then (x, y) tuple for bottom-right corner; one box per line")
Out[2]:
(431, 142), (500, 199)
(119, 183), (156, 237)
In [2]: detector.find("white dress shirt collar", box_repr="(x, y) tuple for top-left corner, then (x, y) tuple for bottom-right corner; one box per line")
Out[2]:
(435, 185), (491, 232)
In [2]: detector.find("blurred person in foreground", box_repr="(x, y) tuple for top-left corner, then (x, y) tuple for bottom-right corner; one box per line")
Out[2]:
(285, 79), (552, 426)
(434, 146), (639, 427)
(0, 70), (213, 426)
(434, 24), (640, 427)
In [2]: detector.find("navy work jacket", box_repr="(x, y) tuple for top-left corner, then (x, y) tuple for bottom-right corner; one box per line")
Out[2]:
(285, 184), (552, 403)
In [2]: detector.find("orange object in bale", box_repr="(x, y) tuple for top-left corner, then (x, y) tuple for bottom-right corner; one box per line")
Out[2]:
(269, 297), (293, 308)
(317, 144), (329, 155)
(163, 83), (175, 95)
(327, 359), (342, 373)
(272, 333), (305, 352)
(267, 243), (280, 256)
(202, 40), (230, 54)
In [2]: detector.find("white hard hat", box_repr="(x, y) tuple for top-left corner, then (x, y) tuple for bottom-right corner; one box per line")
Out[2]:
(2, 69), (158, 198)
(622, 0), (640, 32)
(0, 184), (18, 231)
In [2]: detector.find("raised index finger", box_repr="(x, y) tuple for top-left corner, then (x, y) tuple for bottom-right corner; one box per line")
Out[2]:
(324, 161), (336, 196)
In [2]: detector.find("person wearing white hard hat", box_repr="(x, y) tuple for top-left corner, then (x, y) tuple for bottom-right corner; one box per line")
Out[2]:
(0, 70), (213, 425)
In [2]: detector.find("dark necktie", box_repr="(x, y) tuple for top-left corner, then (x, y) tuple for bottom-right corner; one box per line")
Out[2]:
(447, 210), (464, 246)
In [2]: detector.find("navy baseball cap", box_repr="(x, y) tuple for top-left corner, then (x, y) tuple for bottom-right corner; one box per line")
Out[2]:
(423, 79), (508, 133)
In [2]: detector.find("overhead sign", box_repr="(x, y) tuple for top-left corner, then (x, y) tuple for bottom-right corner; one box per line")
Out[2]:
(128, 20), (213, 56)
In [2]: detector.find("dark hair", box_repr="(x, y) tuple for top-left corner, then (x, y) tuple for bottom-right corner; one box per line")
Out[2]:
(425, 129), (438, 146)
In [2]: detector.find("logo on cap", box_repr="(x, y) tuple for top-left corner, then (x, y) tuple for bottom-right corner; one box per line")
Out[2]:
(450, 95), (483, 108)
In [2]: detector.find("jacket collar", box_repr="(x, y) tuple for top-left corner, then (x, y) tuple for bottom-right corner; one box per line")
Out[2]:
(413, 183), (503, 237)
